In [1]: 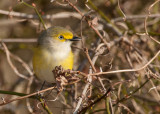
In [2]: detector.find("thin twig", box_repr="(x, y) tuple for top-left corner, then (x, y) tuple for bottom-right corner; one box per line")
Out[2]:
(0, 86), (56, 106)
(10, 53), (33, 76)
(78, 88), (112, 114)
(26, 77), (34, 113)
(91, 50), (160, 76)
(119, 103), (134, 114)
(113, 78), (151, 106)
(73, 68), (92, 114)
(112, 13), (160, 22)
(21, 1), (46, 30)
(1, 42), (29, 80)
(65, 0), (110, 50)
(0, 38), (37, 43)
(0, 9), (81, 20)
(117, 0), (126, 21)
(144, 0), (160, 45)
(84, 48), (97, 72)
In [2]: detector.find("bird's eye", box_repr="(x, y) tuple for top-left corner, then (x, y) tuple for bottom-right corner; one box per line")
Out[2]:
(58, 35), (64, 40)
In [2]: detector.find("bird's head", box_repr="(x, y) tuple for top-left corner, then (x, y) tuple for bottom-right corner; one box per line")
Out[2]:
(38, 26), (81, 47)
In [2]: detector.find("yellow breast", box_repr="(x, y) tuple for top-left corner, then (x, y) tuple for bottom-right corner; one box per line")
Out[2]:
(32, 47), (73, 82)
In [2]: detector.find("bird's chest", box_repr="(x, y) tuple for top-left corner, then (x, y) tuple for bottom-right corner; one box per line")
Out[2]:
(33, 47), (72, 69)
(50, 50), (73, 69)
(51, 50), (69, 61)
(33, 47), (73, 82)
(41, 49), (70, 68)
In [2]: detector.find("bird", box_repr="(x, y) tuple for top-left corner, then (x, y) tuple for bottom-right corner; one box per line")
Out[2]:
(32, 26), (80, 83)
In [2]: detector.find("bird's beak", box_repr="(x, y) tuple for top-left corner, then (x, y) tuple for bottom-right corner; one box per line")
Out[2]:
(69, 36), (81, 41)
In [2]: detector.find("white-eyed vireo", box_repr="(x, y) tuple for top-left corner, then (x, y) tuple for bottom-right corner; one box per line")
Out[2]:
(33, 26), (80, 83)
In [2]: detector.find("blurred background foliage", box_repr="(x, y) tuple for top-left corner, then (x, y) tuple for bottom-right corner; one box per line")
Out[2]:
(0, 0), (160, 114)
